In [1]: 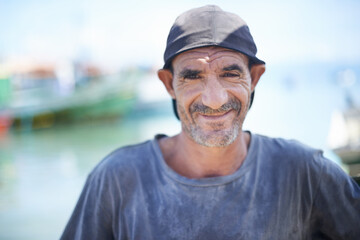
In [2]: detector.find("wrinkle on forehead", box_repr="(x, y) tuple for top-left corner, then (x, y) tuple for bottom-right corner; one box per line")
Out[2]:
(173, 47), (248, 68)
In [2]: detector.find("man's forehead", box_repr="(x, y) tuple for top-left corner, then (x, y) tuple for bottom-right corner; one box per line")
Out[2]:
(172, 47), (248, 68)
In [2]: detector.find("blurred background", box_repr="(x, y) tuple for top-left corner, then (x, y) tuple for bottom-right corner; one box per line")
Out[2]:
(0, 0), (360, 239)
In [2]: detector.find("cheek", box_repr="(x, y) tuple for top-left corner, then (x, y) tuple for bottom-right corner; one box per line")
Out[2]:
(175, 84), (203, 107)
(227, 85), (251, 103)
(176, 97), (196, 127)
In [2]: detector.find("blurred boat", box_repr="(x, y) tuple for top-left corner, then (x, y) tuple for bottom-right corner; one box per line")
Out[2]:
(0, 65), (142, 131)
(328, 107), (360, 176)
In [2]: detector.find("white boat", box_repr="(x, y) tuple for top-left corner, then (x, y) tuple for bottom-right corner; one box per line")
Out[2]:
(328, 107), (360, 177)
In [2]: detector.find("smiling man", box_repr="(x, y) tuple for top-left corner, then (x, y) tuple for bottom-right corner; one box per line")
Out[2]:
(61, 5), (360, 240)
(157, 47), (264, 178)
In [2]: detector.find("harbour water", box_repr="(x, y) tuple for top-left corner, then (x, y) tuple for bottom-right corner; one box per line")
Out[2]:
(0, 62), (359, 239)
(0, 107), (180, 239)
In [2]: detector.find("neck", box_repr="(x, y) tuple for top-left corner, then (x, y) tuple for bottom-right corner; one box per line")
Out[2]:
(159, 131), (250, 179)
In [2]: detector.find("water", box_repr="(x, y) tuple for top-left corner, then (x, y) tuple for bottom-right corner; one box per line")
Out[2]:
(0, 107), (180, 240)
(0, 62), (359, 239)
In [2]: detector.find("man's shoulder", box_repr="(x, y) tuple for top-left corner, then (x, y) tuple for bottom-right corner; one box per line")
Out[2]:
(254, 133), (321, 156)
(105, 139), (154, 163)
(252, 133), (348, 188)
(91, 138), (156, 178)
(253, 133), (327, 169)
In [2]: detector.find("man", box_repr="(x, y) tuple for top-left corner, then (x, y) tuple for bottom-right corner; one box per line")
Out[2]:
(61, 5), (360, 240)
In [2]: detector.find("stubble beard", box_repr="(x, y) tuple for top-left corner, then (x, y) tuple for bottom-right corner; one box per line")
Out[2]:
(178, 98), (245, 148)
(188, 120), (242, 147)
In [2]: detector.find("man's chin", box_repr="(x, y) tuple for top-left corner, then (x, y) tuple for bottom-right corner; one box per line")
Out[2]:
(190, 129), (239, 148)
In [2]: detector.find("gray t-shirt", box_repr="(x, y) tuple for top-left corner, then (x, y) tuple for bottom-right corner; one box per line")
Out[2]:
(61, 133), (360, 240)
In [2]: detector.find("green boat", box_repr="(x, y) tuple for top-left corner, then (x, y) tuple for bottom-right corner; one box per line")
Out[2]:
(0, 70), (142, 131)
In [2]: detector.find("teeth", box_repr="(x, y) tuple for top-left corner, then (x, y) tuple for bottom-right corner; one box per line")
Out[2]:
(203, 111), (230, 117)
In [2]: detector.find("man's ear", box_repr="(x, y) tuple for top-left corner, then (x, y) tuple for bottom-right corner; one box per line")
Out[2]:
(250, 64), (266, 91)
(158, 69), (176, 99)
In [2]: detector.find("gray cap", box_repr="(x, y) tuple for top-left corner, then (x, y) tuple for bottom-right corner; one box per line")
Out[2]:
(163, 5), (265, 69)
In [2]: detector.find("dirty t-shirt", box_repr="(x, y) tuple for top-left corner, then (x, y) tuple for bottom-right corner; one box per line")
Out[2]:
(60, 133), (360, 240)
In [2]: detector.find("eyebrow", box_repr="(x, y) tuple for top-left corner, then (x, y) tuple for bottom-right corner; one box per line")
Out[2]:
(222, 64), (244, 73)
(178, 69), (202, 78)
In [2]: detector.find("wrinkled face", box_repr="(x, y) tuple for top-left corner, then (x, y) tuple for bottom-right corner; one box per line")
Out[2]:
(172, 47), (252, 147)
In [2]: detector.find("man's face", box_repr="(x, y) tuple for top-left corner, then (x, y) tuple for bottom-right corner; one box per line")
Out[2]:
(171, 47), (253, 147)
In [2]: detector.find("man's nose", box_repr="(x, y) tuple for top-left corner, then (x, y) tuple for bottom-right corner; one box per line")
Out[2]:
(201, 76), (228, 110)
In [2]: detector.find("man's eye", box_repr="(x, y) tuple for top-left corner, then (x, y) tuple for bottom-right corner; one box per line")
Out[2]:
(184, 74), (200, 79)
(223, 72), (239, 77)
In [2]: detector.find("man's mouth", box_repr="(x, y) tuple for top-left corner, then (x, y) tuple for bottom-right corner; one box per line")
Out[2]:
(198, 110), (233, 120)
(190, 98), (241, 117)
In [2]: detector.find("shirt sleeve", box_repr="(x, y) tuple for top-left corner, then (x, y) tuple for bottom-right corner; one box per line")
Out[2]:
(310, 153), (360, 239)
(60, 166), (119, 240)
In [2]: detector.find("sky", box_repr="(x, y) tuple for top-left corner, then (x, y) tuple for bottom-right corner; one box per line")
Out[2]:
(0, 0), (360, 70)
